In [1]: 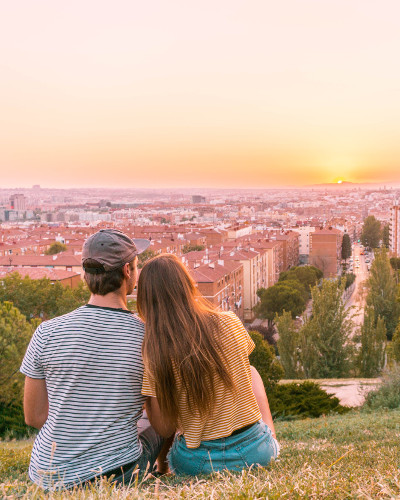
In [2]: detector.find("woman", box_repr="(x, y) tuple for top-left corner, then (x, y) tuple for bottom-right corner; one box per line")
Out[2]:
(137, 254), (279, 475)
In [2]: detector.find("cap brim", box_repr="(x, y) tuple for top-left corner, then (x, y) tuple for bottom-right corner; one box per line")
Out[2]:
(133, 238), (151, 255)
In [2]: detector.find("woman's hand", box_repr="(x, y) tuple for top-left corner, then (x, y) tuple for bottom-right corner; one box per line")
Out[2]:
(145, 397), (176, 438)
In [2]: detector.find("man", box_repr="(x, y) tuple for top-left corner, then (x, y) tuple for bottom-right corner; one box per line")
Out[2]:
(21, 229), (165, 490)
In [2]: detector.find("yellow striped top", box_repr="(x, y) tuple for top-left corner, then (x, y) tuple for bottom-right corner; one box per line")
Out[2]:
(142, 311), (262, 449)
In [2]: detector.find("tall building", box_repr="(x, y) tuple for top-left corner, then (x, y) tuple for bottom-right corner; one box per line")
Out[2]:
(192, 195), (206, 204)
(10, 193), (26, 211)
(309, 227), (343, 278)
(390, 204), (400, 257)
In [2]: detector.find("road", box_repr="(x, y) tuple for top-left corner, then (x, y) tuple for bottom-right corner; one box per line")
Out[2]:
(345, 244), (370, 330)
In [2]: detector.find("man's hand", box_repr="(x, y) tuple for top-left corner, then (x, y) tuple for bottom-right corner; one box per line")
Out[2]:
(24, 377), (49, 429)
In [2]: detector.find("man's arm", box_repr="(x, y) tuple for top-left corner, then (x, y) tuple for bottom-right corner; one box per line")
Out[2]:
(24, 377), (49, 429)
(145, 397), (176, 438)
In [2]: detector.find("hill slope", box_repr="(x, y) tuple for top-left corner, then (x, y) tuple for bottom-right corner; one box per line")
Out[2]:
(1, 409), (399, 499)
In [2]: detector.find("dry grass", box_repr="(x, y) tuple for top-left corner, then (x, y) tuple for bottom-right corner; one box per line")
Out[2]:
(1, 409), (400, 499)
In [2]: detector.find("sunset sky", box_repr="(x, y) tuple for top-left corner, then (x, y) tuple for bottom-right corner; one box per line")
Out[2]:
(1, 1), (400, 188)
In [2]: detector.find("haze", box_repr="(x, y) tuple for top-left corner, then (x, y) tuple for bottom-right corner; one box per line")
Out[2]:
(1, 0), (400, 188)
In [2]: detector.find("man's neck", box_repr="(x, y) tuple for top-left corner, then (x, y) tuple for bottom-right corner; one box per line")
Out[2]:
(88, 291), (128, 310)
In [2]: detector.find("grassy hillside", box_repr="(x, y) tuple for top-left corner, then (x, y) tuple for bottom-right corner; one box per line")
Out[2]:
(1, 409), (399, 499)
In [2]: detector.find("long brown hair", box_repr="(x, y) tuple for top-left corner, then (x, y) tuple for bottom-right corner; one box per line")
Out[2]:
(137, 253), (234, 425)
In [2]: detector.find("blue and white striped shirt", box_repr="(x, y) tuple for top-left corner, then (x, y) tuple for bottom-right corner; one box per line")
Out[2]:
(20, 304), (146, 490)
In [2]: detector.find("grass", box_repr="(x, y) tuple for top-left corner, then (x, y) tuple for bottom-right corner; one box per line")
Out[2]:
(1, 409), (400, 499)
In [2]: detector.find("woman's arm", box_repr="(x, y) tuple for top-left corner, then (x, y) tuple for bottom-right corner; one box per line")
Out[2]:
(144, 396), (176, 438)
(250, 366), (276, 439)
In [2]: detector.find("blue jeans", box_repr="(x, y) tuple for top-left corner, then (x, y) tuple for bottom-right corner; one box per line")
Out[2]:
(168, 421), (279, 476)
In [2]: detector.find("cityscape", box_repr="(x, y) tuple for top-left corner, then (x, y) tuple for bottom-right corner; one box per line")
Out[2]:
(1, 183), (399, 323)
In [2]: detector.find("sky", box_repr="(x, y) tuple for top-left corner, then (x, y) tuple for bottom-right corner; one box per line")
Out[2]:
(1, 0), (400, 189)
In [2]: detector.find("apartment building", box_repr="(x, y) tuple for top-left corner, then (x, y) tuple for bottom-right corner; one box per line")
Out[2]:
(190, 260), (244, 320)
(390, 204), (400, 257)
(309, 227), (343, 277)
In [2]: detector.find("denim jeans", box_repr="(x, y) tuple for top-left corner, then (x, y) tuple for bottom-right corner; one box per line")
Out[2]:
(168, 421), (279, 476)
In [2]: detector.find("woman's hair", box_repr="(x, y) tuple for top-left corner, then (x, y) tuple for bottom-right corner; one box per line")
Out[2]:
(137, 253), (234, 425)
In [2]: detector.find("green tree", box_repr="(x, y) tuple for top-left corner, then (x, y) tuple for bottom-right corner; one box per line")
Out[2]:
(276, 311), (302, 379)
(391, 322), (400, 363)
(279, 265), (323, 300)
(0, 302), (38, 406)
(341, 233), (352, 261)
(382, 224), (390, 249)
(299, 279), (354, 378)
(367, 249), (400, 340)
(248, 331), (284, 392)
(254, 280), (307, 326)
(182, 244), (205, 254)
(358, 307), (386, 377)
(390, 257), (400, 271)
(361, 216), (381, 249)
(45, 241), (67, 255)
(0, 274), (90, 321)
(138, 249), (156, 269)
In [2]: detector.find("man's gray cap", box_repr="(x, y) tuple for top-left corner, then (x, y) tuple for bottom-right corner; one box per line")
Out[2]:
(82, 229), (150, 273)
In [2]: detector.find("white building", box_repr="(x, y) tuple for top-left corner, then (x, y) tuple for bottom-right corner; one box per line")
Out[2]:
(293, 226), (316, 264)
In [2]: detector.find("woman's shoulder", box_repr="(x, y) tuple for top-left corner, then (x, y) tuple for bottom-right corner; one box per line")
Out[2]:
(217, 311), (245, 331)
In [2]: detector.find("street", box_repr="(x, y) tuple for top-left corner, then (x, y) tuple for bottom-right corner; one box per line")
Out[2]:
(345, 243), (370, 330)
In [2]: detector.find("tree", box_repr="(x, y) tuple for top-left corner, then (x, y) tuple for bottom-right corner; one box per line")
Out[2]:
(138, 249), (156, 269)
(390, 257), (400, 271)
(391, 322), (400, 363)
(279, 265), (323, 300)
(299, 279), (354, 378)
(276, 311), (302, 379)
(182, 244), (205, 254)
(248, 331), (284, 392)
(341, 233), (352, 261)
(0, 302), (38, 407)
(254, 280), (306, 326)
(361, 216), (381, 249)
(45, 241), (67, 255)
(367, 249), (400, 340)
(382, 224), (390, 249)
(0, 273), (90, 321)
(358, 307), (386, 377)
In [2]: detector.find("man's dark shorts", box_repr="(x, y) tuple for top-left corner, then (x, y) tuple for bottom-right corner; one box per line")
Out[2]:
(89, 413), (163, 487)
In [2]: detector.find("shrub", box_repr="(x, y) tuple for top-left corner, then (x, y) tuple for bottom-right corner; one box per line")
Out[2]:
(249, 324), (277, 347)
(362, 366), (400, 410)
(248, 331), (283, 392)
(268, 381), (350, 420)
(0, 403), (31, 439)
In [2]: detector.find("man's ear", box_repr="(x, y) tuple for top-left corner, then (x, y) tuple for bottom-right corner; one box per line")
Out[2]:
(123, 262), (131, 279)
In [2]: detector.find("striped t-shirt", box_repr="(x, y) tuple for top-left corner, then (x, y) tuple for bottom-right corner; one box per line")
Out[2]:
(142, 311), (262, 449)
(20, 304), (146, 490)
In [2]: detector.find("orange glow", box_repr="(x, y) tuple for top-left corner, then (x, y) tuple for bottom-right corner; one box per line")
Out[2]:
(1, 2), (400, 188)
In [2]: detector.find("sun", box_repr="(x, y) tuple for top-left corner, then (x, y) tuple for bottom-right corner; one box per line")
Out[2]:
(337, 180), (343, 184)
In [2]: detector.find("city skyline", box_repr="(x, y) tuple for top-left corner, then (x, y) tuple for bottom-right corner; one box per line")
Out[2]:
(2, 1), (400, 188)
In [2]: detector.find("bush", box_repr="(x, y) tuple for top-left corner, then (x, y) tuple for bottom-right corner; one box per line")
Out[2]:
(342, 273), (356, 289)
(362, 366), (400, 410)
(248, 331), (284, 392)
(269, 381), (350, 420)
(0, 403), (31, 439)
(249, 324), (277, 347)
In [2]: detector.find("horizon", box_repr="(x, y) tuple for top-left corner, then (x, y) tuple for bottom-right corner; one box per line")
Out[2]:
(2, 1), (400, 188)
